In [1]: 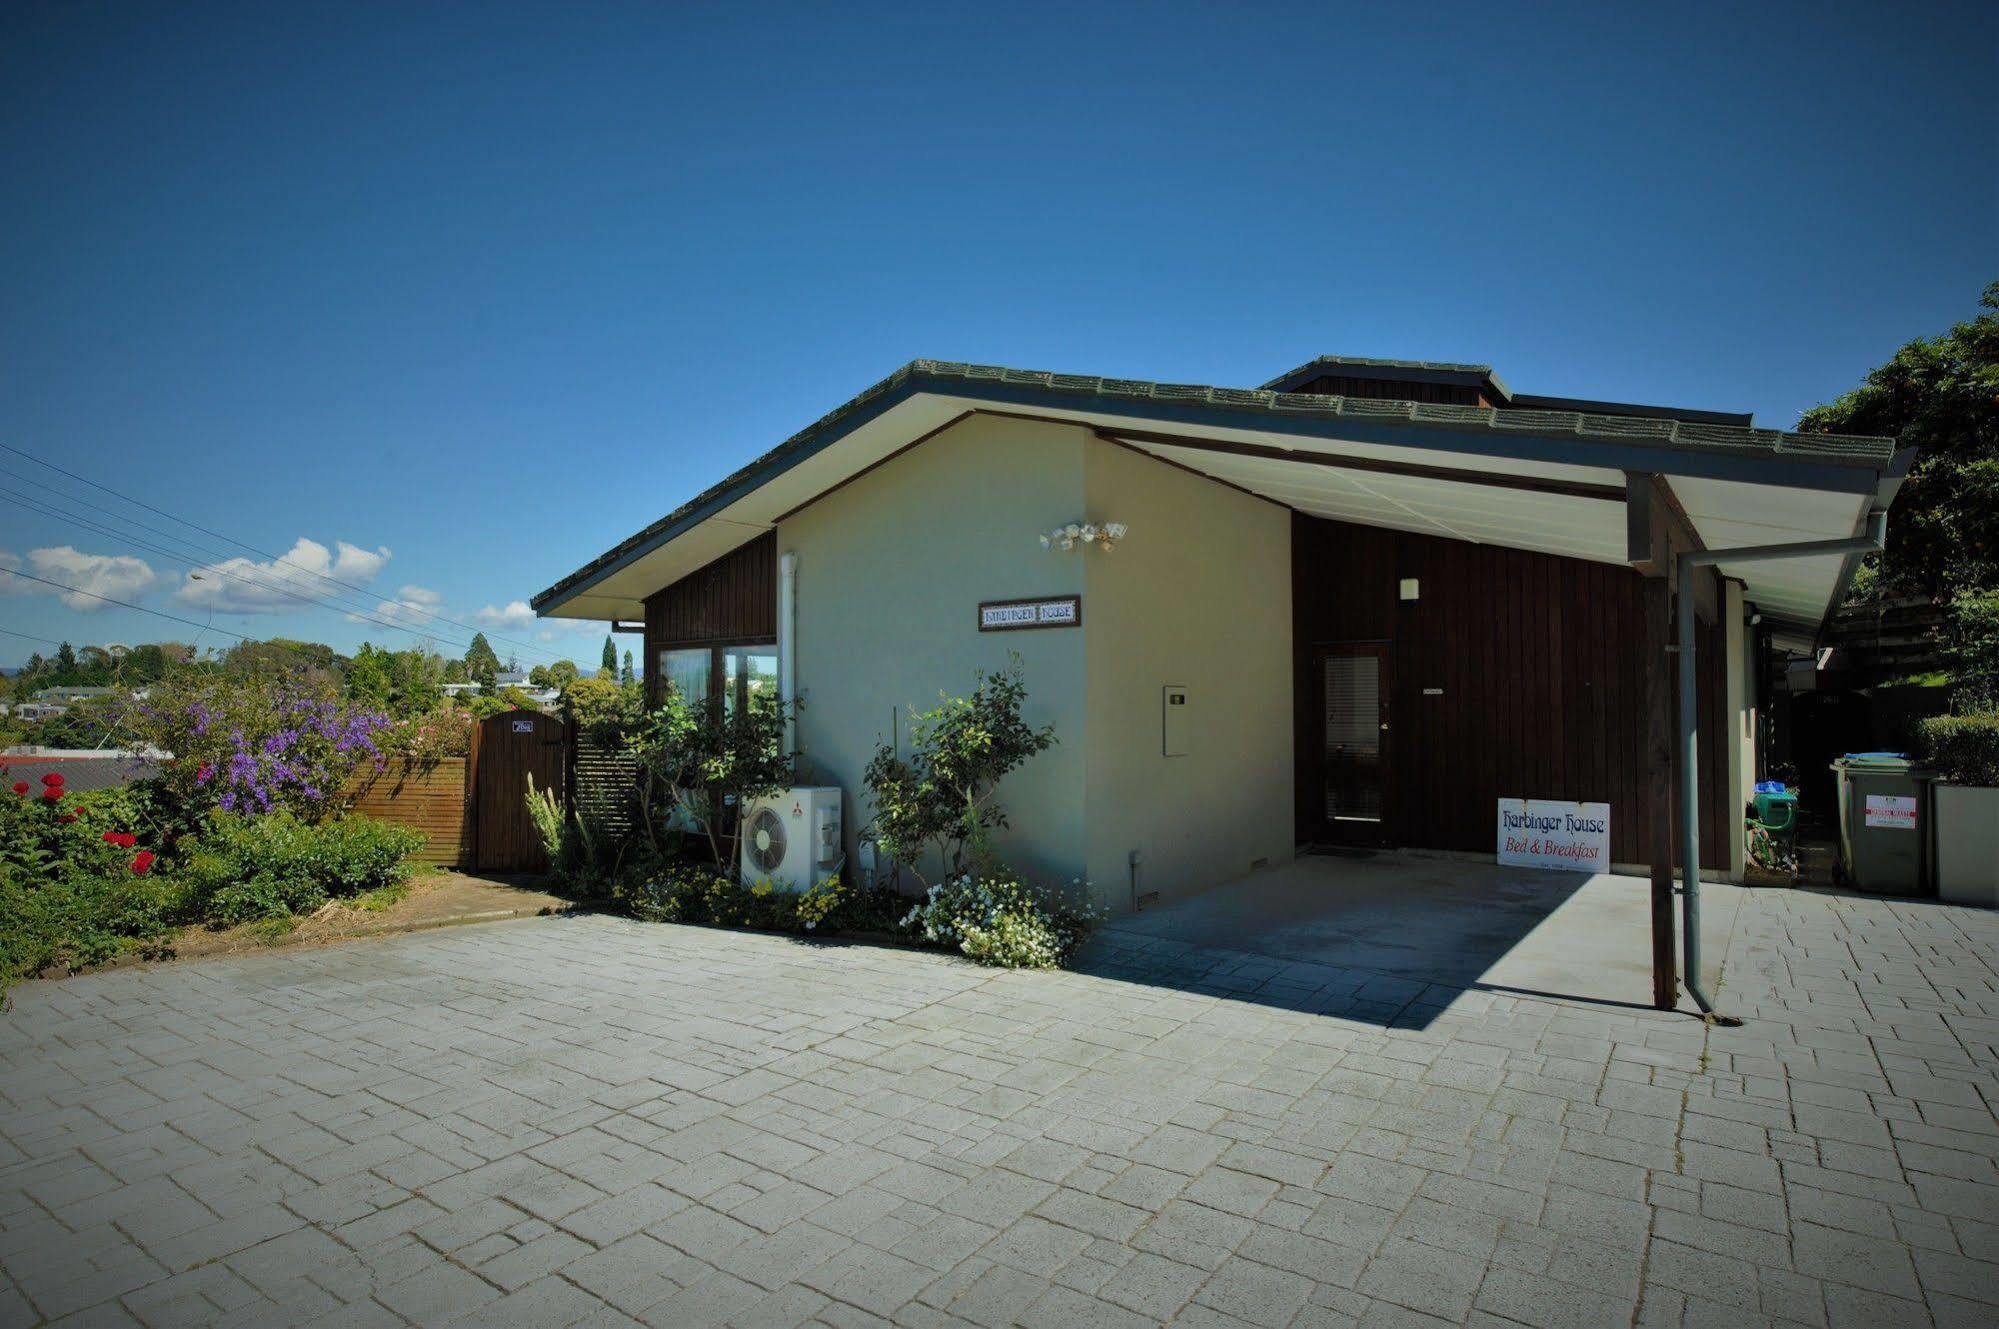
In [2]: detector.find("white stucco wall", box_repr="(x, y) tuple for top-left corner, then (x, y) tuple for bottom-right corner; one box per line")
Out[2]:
(777, 414), (1091, 888)
(1080, 438), (1295, 910)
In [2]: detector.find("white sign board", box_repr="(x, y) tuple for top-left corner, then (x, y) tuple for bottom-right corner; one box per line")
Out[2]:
(512, 719), (535, 733)
(1497, 798), (1611, 873)
(1864, 794), (1917, 829)
(979, 595), (1081, 631)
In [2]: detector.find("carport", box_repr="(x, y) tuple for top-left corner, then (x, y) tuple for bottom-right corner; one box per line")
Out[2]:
(1095, 850), (1742, 1017)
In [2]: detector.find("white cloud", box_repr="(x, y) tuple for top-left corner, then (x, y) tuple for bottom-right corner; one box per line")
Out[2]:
(349, 584), (444, 629)
(475, 600), (537, 630)
(0, 545), (158, 612)
(175, 538), (391, 614)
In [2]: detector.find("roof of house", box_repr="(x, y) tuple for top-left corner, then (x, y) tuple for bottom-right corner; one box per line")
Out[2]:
(531, 358), (1907, 631)
(1259, 355), (1754, 426)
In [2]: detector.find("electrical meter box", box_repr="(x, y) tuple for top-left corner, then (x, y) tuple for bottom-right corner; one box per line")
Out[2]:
(1163, 685), (1189, 757)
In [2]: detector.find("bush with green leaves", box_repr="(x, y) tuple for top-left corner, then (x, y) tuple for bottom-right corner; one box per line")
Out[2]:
(1919, 711), (1999, 787)
(2, 778), (174, 987)
(615, 859), (901, 935)
(626, 685), (794, 870)
(897, 872), (1101, 969)
(863, 659), (1056, 890)
(176, 813), (424, 925)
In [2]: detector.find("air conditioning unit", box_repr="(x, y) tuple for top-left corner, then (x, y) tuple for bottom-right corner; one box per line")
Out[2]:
(739, 787), (843, 891)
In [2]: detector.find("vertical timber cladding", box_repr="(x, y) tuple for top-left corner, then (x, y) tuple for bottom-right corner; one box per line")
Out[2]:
(1292, 513), (1730, 869)
(641, 531), (778, 697)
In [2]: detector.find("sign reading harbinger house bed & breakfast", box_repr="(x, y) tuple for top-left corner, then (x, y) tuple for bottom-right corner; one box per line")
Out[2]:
(1497, 798), (1611, 873)
(979, 595), (1081, 631)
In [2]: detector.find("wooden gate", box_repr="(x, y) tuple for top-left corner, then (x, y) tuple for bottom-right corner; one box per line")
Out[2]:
(470, 708), (568, 872)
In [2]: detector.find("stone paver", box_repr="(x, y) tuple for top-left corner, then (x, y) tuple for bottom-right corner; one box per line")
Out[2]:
(1, 886), (1995, 1327)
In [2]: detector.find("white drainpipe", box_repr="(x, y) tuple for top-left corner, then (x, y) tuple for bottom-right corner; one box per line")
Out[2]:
(778, 550), (798, 756)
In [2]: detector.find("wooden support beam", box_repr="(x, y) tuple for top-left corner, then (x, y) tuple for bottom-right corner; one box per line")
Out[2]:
(1626, 472), (1721, 624)
(1644, 575), (1679, 1011)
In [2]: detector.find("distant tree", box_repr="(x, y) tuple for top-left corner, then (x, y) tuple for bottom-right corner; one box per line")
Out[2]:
(1800, 281), (1999, 605)
(464, 632), (500, 689)
(529, 660), (580, 690)
(55, 641), (76, 674)
(621, 650), (635, 686)
(600, 635), (617, 678)
(443, 656), (468, 683)
(222, 637), (337, 678)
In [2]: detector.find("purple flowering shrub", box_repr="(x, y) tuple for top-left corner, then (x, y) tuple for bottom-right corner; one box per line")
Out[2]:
(135, 672), (392, 825)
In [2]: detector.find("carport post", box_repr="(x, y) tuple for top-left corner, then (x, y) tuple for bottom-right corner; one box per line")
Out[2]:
(1673, 510), (1888, 1020)
(1643, 577), (1678, 1011)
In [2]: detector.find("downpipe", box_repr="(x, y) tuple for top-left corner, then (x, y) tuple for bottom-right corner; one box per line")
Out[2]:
(1674, 509), (1887, 1023)
(779, 551), (798, 758)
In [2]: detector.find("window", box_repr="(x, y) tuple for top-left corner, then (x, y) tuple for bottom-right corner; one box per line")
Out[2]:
(657, 647), (712, 705)
(652, 641), (777, 713)
(723, 646), (778, 715)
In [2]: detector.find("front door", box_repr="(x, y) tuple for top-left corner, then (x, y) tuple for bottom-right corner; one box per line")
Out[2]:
(1318, 644), (1390, 843)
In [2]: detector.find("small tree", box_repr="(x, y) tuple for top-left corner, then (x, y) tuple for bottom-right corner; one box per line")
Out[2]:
(621, 650), (635, 686)
(863, 659), (1056, 890)
(464, 632), (500, 690)
(600, 636), (618, 678)
(627, 687), (793, 871)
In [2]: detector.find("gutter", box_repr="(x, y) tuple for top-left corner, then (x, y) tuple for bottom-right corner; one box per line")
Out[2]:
(1674, 508), (1889, 1022)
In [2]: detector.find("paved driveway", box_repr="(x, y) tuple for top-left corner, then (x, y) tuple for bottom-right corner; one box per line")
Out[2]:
(2, 887), (1995, 1328)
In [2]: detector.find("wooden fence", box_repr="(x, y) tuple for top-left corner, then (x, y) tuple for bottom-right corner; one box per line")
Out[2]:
(340, 720), (648, 873)
(344, 758), (472, 868)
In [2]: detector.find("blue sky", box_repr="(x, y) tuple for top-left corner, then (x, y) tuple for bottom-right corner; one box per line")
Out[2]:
(2, 0), (1992, 670)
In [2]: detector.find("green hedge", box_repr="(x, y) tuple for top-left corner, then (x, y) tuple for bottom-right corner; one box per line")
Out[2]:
(177, 813), (425, 925)
(1919, 711), (1999, 787)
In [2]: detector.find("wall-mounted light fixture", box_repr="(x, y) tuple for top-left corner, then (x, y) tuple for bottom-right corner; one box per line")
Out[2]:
(1399, 578), (1420, 602)
(1040, 522), (1128, 553)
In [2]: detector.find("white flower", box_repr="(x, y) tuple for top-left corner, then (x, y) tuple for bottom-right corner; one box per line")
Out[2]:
(1063, 524), (1080, 539)
(1039, 533), (1051, 548)
(1105, 522), (1128, 541)
(1079, 523), (1099, 542)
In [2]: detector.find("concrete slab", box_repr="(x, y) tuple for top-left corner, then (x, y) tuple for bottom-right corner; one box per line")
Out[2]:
(1100, 850), (1740, 1012)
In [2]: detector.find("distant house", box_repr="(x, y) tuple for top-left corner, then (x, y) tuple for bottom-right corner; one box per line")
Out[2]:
(33, 685), (118, 703)
(440, 676), (561, 708)
(0, 748), (168, 792)
(13, 701), (70, 723)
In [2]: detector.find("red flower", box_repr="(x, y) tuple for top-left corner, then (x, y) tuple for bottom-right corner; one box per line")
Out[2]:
(40, 771), (63, 787)
(41, 786), (62, 801)
(9, 781), (25, 796)
(131, 850), (155, 876)
(101, 831), (137, 848)
(58, 813), (76, 824)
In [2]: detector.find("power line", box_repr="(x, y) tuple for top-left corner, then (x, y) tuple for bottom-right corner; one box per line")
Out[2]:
(0, 442), (576, 664)
(0, 625), (67, 648)
(1, 567), (266, 643)
(0, 486), (500, 651)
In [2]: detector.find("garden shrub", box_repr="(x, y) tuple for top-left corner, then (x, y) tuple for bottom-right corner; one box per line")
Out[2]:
(898, 873), (1101, 969)
(615, 859), (902, 935)
(131, 671), (392, 823)
(176, 813), (424, 925)
(2, 776), (172, 985)
(1919, 710), (1999, 786)
(864, 658), (1056, 890)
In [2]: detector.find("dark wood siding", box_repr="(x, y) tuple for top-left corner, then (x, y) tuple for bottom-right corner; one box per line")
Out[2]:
(643, 532), (776, 646)
(642, 532), (777, 694)
(1293, 513), (1729, 870)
